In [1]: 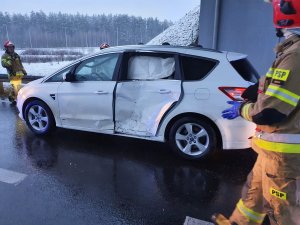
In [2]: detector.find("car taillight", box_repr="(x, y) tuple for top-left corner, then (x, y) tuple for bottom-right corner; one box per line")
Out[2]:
(218, 87), (246, 101)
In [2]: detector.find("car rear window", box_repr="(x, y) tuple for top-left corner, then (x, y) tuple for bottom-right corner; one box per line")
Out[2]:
(181, 56), (217, 81)
(230, 58), (259, 83)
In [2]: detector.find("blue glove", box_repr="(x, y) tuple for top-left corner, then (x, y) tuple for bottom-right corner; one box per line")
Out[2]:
(222, 101), (242, 120)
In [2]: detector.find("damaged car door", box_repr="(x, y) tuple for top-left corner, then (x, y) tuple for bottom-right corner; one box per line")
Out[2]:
(57, 53), (120, 132)
(115, 52), (182, 137)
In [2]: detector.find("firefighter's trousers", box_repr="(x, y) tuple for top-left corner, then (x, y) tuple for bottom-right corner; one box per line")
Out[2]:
(9, 76), (22, 101)
(0, 82), (4, 99)
(230, 141), (300, 225)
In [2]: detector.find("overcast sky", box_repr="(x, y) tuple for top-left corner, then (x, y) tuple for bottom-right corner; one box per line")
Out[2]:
(1, 0), (200, 22)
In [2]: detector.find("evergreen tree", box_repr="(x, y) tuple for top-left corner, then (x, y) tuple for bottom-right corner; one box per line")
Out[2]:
(0, 11), (172, 48)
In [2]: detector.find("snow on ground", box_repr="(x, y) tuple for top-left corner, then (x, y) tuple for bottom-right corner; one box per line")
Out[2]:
(147, 6), (200, 46)
(0, 47), (99, 76)
(0, 61), (72, 77)
(0, 47), (99, 56)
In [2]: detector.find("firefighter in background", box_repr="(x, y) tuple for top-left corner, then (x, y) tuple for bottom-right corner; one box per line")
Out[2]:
(1, 41), (27, 104)
(212, 0), (300, 224)
(100, 42), (110, 50)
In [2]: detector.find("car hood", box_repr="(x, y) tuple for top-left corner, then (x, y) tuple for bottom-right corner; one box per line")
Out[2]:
(26, 77), (45, 86)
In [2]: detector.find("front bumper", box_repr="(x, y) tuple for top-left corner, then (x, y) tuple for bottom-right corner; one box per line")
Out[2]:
(16, 94), (24, 121)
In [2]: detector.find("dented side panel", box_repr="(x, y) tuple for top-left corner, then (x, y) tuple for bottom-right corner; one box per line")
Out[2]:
(115, 80), (181, 137)
(57, 81), (116, 132)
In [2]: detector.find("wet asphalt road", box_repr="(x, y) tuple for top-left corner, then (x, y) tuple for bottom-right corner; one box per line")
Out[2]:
(0, 101), (266, 225)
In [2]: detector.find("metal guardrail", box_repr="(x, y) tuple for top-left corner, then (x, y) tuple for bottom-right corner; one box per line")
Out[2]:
(0, 74), (43, 83)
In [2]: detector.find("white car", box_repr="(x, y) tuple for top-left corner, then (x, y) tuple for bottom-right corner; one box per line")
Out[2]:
(17, 45), (257, 160)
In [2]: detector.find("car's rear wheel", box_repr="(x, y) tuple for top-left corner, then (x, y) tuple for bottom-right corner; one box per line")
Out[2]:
(168, 117), (218, 160)
(24, 100), (56, 135)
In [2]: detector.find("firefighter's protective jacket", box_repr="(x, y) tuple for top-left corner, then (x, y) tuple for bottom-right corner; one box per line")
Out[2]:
(1, 52), (26, 78)
(240, 35), (300, 153)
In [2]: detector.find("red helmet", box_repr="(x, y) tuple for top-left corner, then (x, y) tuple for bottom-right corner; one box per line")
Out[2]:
(268, 0), (300, 29)
(4, 40), (14, 49)
(100, 43), (110, 50)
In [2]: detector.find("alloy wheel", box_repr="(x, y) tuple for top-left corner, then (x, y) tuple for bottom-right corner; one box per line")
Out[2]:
(27, 105), (49, 132)
(175, 123), (209, 156)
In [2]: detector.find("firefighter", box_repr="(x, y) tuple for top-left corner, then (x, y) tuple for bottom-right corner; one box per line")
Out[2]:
(100, 42), (110, 50)
(212, 0), (300, 224)
(1, 41), (27, 104)
(0, 82), (4, 99)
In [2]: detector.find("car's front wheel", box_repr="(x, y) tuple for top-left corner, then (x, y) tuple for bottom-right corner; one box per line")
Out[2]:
(168, 117), (218, 160)
(24, 100), (56, 135)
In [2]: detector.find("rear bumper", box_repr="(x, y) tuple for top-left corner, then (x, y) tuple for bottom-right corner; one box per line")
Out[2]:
(216, 118), (255, 150)
(223, 140), (252, 150)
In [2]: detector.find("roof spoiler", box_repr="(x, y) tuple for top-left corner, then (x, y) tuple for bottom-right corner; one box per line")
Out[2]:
(225, 51), (248, 62)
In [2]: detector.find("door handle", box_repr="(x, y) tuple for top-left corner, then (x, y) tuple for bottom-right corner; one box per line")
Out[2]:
(159, 89), (171, 94)
(94, 90), (108, 95)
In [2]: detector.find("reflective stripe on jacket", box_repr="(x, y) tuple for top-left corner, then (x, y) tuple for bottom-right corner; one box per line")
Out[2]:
(253, 137), (300, 153)
(255, 131), (300, 144)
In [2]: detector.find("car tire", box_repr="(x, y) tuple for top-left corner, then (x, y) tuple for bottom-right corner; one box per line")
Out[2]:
(168, 117), (218, 160)
(24, 100), (56, 135)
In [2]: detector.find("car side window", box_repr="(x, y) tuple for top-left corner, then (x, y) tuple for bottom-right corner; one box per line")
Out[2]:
(45, 67), (72, 82)
(75, 54), (119, 81)
(126, 55), (176, 80)
(181, 56), (217, 81)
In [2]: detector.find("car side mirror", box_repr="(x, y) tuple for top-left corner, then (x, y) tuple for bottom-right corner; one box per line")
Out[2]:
(63, 72), (75, 82)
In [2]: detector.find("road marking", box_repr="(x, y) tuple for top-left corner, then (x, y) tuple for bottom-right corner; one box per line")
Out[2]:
(184, 216), (214, 225)
(0, 168), (27, 185)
